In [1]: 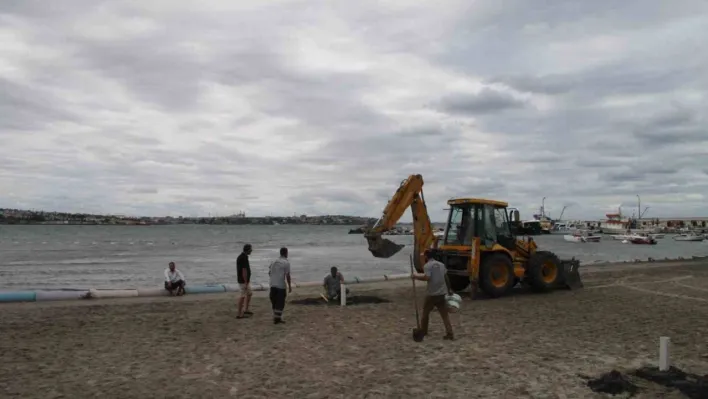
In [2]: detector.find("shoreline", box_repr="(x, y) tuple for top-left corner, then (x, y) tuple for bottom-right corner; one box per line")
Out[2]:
(2, 256), (706, 306)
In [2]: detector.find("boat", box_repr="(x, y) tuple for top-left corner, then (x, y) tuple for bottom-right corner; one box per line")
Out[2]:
(584, 234), (602, 242)
(551, 222), (570, 234)
(630, 236), (657, 245)
(551, 222), (581, 235)
(532, 212), (553, 234)
(564, 230), (601, 243)
(649, 233), (665, 239)
(564, 234), (586, 243)
(673, 234), (705, 242)
(599, 211), (632, 235)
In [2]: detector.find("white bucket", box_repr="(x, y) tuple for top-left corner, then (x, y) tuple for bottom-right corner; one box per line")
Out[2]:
(445, 293), (462, 313)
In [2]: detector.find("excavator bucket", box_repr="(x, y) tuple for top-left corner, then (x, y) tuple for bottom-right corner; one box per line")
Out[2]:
(366, 234), (405, 258)
(561, 257), (583, 289)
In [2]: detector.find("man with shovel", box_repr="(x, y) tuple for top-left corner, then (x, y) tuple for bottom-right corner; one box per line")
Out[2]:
(412, 250), (454, 341)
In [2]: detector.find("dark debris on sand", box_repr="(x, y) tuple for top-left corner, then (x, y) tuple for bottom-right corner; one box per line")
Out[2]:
(632, 366), (708, 399)
(291, 295), (391, 306)
(584, 370), (639, 396)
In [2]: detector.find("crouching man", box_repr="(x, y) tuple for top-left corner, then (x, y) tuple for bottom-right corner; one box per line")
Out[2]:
(164, 261), (186, 296)
(324, 266), (350, 301)
(412, 250), (454, 340)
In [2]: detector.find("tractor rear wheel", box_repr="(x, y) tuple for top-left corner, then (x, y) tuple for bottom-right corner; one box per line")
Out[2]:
(526, 251), (564, 291)
(479, 253), (515, 298)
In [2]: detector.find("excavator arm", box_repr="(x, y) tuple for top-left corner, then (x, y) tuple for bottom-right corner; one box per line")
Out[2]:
(365, 174), (438, 272)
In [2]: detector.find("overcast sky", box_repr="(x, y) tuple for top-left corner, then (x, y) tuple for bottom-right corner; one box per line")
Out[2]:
(1, 1), (707, 222)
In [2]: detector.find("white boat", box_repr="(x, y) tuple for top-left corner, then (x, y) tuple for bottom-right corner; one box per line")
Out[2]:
(551, 222), (582, 234)
(599, 210), (632, 235)
(564, 235), (586, 243)
(584, 234), (602, 242)
(673, 234), (705, 242)
(649, 233), (665, 239)
(551, 222), (570, 234)
(564, 231), (601, 243)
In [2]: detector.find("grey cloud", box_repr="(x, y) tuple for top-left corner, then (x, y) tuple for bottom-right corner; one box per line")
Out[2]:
(129, 186), (159, 194)
(437, 88), (527, 115)
(0, 78), (80, 130)
(631, 109), (707, 148)
(1, 1), (708, 219)
(446, 179), (507, 198)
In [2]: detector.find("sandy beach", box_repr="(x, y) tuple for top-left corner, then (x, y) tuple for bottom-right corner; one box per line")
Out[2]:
(2, 259), (708, 398)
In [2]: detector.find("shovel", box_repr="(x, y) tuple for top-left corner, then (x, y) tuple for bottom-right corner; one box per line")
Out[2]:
(410, 254), (425, 342)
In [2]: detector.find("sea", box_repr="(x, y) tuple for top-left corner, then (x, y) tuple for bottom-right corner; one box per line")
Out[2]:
(1, 225), (707, 291)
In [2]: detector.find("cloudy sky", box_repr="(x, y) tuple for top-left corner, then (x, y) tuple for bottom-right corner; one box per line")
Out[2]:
(1, 0), (707, 222)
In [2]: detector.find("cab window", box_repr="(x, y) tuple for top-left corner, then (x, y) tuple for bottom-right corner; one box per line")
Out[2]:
(444, 206), (474, 245)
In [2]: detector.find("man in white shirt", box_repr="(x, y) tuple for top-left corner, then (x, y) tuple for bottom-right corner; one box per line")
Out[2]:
(164, 261), (186, 296)
(412, 250), (454, 340)
(323, 266), (349, 301)
(268, 247), (292, 324)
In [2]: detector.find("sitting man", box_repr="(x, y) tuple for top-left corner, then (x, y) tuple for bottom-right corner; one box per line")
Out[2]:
(164, 261), (186, 296)
(323, 266), (350, 301)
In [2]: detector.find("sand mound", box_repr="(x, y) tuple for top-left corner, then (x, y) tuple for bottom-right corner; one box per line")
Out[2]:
(585, 370), (638, 396)
(291, 295), (390, 306)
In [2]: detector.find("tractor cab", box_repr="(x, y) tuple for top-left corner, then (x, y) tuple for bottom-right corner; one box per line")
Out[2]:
(441, 198), (519, 252)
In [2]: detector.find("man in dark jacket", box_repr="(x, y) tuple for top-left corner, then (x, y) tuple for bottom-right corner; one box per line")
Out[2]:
(236, 244), (253, 319)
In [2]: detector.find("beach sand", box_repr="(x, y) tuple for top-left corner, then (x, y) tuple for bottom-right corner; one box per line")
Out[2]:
(2, 260), (708, 398)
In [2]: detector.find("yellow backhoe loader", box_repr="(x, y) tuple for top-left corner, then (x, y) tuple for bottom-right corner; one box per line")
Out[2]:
(364, 174), (582, 297)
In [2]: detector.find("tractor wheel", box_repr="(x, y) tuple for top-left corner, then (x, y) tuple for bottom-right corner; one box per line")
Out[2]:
(526, 250), (564, 291)
(479, 253), (515, 298)
(448, 274), (470, 292)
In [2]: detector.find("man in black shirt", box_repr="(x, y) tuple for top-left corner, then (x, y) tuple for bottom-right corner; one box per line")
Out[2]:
(236, 244), (253, 319)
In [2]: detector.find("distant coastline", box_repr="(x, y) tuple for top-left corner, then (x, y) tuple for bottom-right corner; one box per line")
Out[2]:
(0, 208), (377, 226)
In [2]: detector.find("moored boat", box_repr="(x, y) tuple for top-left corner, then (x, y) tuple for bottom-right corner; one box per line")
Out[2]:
(564, 230), (601, 243)
(584, 234), (602, 242)
(673, 234), (705, 242)
(564, 234), (585, 243)
(630, 236), (657, 245)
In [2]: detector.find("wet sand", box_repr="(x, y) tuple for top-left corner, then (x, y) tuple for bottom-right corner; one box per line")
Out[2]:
(1, 260), (708, 398)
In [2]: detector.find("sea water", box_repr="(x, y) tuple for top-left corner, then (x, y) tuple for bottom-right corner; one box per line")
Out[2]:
(1, 225), (706, 290)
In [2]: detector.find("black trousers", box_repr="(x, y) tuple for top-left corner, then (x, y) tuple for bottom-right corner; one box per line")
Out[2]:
(164, 280), (185, 291)
(269, 287), (287, 320)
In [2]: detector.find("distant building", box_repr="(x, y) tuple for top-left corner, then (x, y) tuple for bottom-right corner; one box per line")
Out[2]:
(638, 217), (708, 229)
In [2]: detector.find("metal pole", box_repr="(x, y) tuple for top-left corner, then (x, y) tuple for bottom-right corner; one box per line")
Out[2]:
(542, 197), (546, 218)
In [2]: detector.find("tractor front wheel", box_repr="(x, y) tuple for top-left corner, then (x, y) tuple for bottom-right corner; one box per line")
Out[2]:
(526, 251), (564, 291)
(479, 253), (515, 298)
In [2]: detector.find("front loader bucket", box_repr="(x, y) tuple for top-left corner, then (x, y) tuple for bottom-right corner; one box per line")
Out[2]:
(366, 235), (405, 258)
(561, 257), (583, 289)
